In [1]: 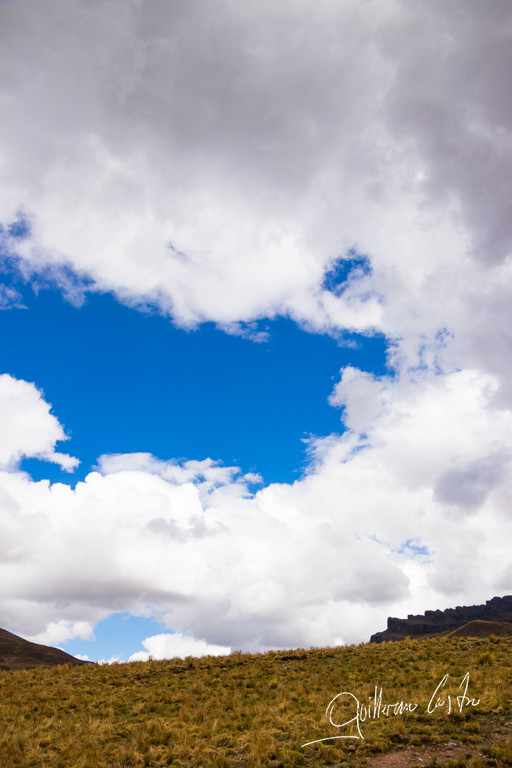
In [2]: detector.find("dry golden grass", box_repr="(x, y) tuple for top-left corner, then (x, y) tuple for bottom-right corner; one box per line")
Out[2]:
(0, 635), (510, 767)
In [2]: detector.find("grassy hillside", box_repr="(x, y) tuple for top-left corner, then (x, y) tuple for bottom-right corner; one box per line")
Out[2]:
(0, 635), (511, 767)
(446, 621), (512, 639)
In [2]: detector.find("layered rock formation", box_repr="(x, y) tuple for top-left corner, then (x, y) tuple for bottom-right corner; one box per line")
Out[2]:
(370, 595), (512, 643)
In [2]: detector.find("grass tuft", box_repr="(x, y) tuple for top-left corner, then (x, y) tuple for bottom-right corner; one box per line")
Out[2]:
(0, 636), (510, 766)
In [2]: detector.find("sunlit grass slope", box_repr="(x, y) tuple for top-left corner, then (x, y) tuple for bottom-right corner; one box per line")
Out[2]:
(0, 635), (511, 767)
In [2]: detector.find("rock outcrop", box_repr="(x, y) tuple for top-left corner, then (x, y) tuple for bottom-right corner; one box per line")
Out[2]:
(370, 595), (512, 643)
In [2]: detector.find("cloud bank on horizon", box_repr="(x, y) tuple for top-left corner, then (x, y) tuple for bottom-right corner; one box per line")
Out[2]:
(0, 0), (511, 656)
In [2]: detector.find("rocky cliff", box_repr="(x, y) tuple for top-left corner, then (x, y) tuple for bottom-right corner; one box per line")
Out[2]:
(370, 595), (512, 643)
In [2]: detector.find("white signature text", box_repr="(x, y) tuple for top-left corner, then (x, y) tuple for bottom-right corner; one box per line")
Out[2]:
(302, 673), (480, 747)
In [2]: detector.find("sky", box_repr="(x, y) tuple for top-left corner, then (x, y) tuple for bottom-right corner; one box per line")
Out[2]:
(0, 0), (511, 663)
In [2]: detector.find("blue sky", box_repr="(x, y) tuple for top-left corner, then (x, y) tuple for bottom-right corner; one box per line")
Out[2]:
(2, 267), (387, 488)
(1, 228), (389, 662)
(0, 0), (511, 663)
(63, 613), (166, 663)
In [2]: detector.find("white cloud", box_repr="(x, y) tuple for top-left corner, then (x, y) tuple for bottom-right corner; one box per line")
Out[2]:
(128, 632), (231, 662)
(96, 453), (260, 498)
(26, 619), (93, 646)
(0, 285), (25, 310)
(1, 370), (511, 651)
(328, 366), (388, 433)
(0, 374), (78, 471)
(0, 0), (511, 397)
(0, 1), (511, 652)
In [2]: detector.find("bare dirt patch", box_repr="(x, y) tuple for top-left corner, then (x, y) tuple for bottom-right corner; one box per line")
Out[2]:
(368, 719), (512, 768)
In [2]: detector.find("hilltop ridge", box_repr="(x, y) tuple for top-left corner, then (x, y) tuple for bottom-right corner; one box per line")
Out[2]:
(0, 626), (92, 670)
(370, 594), (512, 643)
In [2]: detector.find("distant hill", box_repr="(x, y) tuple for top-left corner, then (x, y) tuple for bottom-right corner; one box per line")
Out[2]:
(0, 627), (92, 670)
(446, 619), (512, 638)
(370, 595), (512, 643)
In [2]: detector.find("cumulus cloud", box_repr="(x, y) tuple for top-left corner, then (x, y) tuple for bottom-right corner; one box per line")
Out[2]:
(434, 455), (507, 512)
(1, 370), (511, 650)
(96, 453), (261, 497)
(0, 1), (511, 652)
(381, 0), (512, 266)
(25, 619), (93, 647)
(328, 366), (388, 433)
(0, 0), (511, 395)
(0, 374), (78, 471)
(129, 632), (231, 662)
